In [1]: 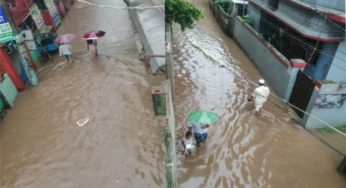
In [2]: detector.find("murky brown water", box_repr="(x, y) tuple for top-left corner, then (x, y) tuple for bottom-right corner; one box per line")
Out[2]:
(174, 1), (346, 187)
(0, 0), (165, 187)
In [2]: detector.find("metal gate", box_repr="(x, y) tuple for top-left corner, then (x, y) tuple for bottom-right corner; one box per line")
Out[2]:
(289, 71), (315, 118)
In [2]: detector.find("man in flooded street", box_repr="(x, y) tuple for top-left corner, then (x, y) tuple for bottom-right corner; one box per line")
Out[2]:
(248, 79), (270, 116)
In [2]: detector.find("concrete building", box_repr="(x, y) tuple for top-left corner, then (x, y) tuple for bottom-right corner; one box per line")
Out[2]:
(235, 0), (346, 128)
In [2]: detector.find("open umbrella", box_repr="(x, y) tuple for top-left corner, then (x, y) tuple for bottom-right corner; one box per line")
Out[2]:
(187, 110), (220, 124)
(82, 30), (106, 40)
(54, 34), (77, 44)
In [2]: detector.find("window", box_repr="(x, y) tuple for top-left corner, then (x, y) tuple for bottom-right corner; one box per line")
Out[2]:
(34, 0), (47, 10)
(20, 15), (37, 32)
(268, 0), (279, 10)
(237, 4), (247, 16)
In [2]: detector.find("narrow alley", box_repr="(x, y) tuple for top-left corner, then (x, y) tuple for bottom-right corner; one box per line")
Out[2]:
(173, 0), (346, 187)
(0, 0), (165, 187)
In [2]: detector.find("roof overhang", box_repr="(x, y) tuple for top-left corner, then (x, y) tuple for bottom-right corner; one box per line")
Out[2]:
(288, 0), (346, 24)
(250, 0), (345, 42)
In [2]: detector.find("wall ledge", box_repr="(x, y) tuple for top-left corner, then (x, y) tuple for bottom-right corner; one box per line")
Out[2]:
(290, 59), (307, 68)
(236, 16), (291, 68)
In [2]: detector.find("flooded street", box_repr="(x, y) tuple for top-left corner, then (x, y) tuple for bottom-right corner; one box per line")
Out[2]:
(174, 1), (346, 187)
(0, 0), (165, 187)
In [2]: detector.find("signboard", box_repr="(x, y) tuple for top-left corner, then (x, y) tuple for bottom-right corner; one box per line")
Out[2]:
(151, 86), (166, 116)
(44, 0), (61, 27)
(30, 4), (46, 31)
(0, 5), (15, 44)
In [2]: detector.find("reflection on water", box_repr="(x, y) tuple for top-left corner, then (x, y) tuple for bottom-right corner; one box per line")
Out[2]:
(174, 0), (346, 187)
(0, 0), (165, 187)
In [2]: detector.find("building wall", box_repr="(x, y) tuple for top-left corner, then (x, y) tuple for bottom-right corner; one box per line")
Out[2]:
(305, 42), (339, 80)
(248, 0), (344, 82)
(214, 4), (234, 37)
(325, 40), (346, 82)
(304, 82), (346, 129)
(234, 17), (294, 100)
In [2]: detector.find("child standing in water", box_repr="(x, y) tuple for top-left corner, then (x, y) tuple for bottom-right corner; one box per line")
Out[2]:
(181, 130), (196, 156)
(87, 39), (98, 57)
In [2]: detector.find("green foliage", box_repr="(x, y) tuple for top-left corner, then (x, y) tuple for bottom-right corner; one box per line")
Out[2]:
(165, 0), (203, 31)
(214, 0), (233, 15)
(318, 124), (346, 133)
(242, 15), (254, 26)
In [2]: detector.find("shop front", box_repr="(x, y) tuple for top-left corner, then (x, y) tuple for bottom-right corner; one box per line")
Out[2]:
(34, 0), (61, 31)
(54, 0), (73, 17)
(0, 4), (24, 91)
(42, 0), (61, 30)
(8, 1), (41, 67)
(10, 1), (59, 66)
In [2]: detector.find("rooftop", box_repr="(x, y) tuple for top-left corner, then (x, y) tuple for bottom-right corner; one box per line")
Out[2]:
(290, 0), (346, 23)
(250, 0), (345, 42)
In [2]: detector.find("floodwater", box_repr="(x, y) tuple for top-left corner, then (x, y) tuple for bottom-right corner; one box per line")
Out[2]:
(174, 1), (346, 187)
(0, 0), (165, 187)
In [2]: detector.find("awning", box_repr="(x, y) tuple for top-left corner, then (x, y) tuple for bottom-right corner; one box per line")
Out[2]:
(9, 0), (34, 27)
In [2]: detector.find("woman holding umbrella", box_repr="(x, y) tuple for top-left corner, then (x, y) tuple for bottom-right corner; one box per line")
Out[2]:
(87, 39), (98, 57)
(55, 34), (77, 64)
(187, 110), (220, 147)
(59, 43), (73, 64)
(83, 31), (105, 57)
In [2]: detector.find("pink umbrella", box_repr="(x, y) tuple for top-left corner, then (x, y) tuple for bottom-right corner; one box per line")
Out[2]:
(55, 34), (77, 44)
(82, 31), (106, 40)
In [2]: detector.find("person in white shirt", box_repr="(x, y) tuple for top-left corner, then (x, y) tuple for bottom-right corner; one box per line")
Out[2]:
(59, 43), (73, 64)
(248, 79), (270, 116)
